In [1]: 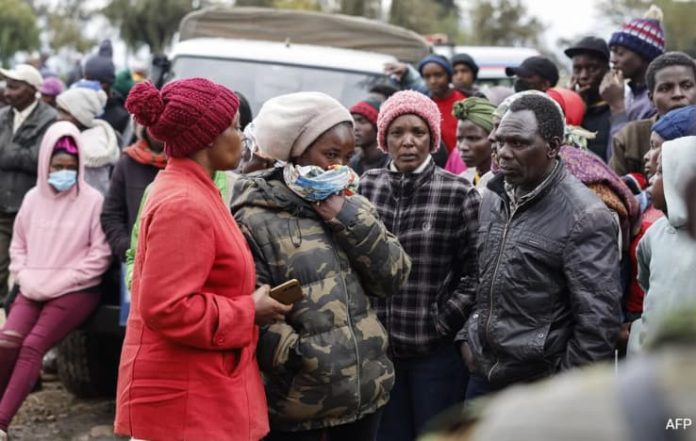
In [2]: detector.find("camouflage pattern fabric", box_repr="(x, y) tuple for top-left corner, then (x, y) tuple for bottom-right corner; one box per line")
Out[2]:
(231, 168), (411, 431)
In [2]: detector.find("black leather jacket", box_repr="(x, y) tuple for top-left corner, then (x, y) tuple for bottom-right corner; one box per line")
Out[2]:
(463, 161), (622, 387)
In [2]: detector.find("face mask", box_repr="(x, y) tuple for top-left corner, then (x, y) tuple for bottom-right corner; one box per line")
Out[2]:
(514, 78), (531, 92)
(48, 170), (77, 192)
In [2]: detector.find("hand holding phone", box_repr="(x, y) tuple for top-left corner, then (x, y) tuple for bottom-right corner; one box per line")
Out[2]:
(252, 285), (292, 325)
(269, 279), (304, 305)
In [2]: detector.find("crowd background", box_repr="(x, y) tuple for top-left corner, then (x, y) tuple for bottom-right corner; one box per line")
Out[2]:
(1, 2), (696, 441)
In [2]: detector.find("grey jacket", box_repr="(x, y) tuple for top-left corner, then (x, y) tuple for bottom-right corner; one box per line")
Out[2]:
(463, 162), (622, 387)
(0, 101), (57, 214)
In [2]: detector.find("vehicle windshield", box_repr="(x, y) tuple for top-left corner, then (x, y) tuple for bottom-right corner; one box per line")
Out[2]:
(170, 56), (387, 113)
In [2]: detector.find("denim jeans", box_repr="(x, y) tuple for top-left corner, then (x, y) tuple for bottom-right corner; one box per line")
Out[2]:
(377, 345), (468, 441)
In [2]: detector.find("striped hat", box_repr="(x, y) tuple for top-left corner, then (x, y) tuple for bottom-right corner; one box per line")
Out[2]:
(608, 5), (665, 62)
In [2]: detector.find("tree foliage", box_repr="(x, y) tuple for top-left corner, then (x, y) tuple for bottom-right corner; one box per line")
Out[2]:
(463, 0), (545, 47)
(389, 0), (460, 37)
(103, 0), (196, 53)
(27, 0), (96, 53)
(599, 0), (696, 57)
(341, 0), (380, 19)
(0, 0), (40, 66)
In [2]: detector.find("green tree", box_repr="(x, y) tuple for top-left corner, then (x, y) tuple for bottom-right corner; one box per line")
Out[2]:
(599, 0), (696, 57)
(463, 0), (544, 46)
(389, 0), (460, 38)
(235, 0), (275, 6)
(341, 0), (380, 18)
(104, 0), (196, 53)
(0, 0), (40, 66)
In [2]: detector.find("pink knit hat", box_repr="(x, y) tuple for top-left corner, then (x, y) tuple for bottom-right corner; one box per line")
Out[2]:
(377, 90), (441, 153)
(125, 78), (239, 158)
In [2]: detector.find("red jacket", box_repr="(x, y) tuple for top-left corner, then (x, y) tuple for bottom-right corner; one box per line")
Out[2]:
(433, 89), (466, 153)
(115, 158), (268, 441)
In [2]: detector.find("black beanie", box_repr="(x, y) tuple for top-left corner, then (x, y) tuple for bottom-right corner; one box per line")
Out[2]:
(451, 53), (479, 80)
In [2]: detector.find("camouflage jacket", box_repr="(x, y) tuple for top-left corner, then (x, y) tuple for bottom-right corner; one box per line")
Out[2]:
(231, 168), (411, 431)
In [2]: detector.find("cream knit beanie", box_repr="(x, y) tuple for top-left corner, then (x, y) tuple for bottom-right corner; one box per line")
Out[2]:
(253, 92), (353, 162)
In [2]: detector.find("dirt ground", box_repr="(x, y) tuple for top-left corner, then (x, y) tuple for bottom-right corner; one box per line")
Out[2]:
(8, 374), (126, 441)
(1, 310), (125, 441)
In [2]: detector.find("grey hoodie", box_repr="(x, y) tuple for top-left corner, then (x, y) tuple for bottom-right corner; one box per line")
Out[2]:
(636, 136), (696, 350)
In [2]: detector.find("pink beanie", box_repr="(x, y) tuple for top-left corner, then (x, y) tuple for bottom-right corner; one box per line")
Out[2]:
(377, 90), (441, 153)
(125, 78), (239, 158)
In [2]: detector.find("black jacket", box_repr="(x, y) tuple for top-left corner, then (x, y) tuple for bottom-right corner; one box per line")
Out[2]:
(582, 101), (611, 161)
(100, 154), (159, 259)
(0, 101), (57, 214)
(463, 162), (622, 387)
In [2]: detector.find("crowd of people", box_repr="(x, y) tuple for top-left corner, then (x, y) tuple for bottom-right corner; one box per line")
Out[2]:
(0, 4), (695, 441)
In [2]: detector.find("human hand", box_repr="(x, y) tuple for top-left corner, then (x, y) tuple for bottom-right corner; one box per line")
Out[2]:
(384, 62), (408, 81)
(313, 194), (345, 221)
(460, 342), (476, 372)
(600, 69), (626, 114)
(252, 285), (292, 326)
(569, 75), (591, 97)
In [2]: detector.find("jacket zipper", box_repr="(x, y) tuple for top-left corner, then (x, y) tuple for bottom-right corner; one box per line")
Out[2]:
(486, 204), (517, 382)
(387, 175), (405, 357)
(326, 233), (362, 410)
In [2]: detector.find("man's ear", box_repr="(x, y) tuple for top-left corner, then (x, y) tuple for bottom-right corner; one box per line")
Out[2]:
(547, 136), (562, 158)
(648, 90), (653, 103)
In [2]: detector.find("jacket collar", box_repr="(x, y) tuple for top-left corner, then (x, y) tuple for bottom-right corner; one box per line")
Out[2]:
(387, 156), (436, 192)
(487, 160), (566, 212)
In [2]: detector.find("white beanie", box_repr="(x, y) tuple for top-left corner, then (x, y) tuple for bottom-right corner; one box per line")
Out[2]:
(253, 92), (353, 162)
(56, 88), (108, 128)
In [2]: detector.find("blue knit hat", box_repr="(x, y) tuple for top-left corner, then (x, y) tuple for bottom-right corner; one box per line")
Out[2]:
(83, 40), (116, 85)
(418, 55), (453, 79)
(608, 5), (665, 62)
(652, 105), (696, 141)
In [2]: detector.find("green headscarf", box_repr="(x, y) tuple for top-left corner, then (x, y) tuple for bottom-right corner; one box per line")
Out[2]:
(113, 68), (135, 97)
(452, 97), (496, 133)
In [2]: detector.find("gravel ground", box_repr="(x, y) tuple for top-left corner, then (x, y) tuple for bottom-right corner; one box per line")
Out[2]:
(1, 310), (125, 441)
(8, 375), (126, 441)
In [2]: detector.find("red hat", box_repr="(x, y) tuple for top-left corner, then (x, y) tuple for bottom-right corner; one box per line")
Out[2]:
(547, 88), (586, 127)
(125, 78), (239, 158)
(350, 98), (381, 127)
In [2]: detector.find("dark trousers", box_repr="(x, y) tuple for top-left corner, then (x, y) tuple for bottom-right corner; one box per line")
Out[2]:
(464, 374), (498, 401)
(377, 345), (468, 441)
(266, 409), (382, 441)
(0, 213), (15, 304)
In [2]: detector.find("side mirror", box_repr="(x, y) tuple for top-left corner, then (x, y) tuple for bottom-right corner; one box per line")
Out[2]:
(150, 54), (171, 89)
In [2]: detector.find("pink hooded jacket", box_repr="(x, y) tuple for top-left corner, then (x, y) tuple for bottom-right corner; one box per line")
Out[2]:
(9, 121), (111, 301)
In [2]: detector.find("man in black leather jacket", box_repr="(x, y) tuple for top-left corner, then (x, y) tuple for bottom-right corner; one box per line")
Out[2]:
(460, 93), (622, 399)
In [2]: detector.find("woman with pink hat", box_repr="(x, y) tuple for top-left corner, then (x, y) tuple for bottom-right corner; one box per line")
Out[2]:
(113, 78), (291, 441)
(359, 90), (481, 441)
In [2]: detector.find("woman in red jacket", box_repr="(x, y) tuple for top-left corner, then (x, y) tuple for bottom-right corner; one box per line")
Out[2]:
(114, 78), (290, 441)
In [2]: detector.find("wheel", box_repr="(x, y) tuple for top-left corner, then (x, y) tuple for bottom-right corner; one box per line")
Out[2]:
(56, 330), (121, 398)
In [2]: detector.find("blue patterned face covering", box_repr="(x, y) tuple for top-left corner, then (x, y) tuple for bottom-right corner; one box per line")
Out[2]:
(282, 164), (359, 202)
(48, 170), (77, 192)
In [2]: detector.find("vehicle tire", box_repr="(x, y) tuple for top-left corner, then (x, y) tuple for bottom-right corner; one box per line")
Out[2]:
(56, 330), (121, 398)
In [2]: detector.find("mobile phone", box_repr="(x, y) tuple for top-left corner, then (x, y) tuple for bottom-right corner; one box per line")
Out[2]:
(269, 279), (304, 305)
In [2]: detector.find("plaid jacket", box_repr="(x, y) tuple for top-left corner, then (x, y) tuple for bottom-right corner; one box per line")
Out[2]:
(359, 159), (481, 358)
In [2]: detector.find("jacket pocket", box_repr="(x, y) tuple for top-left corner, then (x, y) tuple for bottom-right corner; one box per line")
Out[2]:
(523, 323), (552, 361)
(465, 312), (486, 376)
(221, 347), (249, 378)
